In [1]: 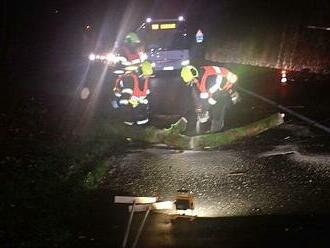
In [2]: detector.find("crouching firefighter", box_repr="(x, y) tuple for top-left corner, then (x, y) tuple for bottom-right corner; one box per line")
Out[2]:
(180, 65), (240, 134)
(112, 61), (153, 125)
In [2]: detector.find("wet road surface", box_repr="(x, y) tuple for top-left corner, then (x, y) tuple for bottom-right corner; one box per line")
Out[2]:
(12, 61), (330, 247)
(97, 67), (330, 247)
(104, 125), (330, 218)
(100, 122), (330, 247)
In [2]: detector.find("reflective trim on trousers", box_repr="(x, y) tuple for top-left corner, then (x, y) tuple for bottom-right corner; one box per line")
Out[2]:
(208, 97), (217, 105)
(119, 99), (129, 105)
(136, 118), (149, 125)
(231, 94), (239, 103)
(123, 121), (134, 126)
(200, 92), (209, 99)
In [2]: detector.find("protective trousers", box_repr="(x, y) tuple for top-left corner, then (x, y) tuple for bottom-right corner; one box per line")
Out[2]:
(209, 92), (231, 132)
(193, 89), (231, 134)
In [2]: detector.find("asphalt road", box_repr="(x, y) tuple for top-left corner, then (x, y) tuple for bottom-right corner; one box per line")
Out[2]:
(95, 68), (330, 247)
(102, 122), (330, 247)
(11, 61), (330, 247)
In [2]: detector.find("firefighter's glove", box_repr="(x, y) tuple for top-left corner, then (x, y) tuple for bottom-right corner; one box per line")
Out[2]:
(195, 107), (203, 113)
(197, 111), (210, 123)
(128, 98), (139, 108)
(230, 91), (240, 104)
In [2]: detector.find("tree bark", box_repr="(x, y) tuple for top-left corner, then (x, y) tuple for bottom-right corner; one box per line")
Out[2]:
(118, 113), (284, 150)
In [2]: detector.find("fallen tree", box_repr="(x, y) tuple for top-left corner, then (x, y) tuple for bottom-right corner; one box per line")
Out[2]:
(114, 113), (284, 150)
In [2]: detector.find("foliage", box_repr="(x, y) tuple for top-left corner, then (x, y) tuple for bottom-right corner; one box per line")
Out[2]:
(1, 95), (126, 246)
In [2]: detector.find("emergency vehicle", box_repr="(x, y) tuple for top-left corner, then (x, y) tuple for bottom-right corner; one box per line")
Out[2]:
(137, 16), (191, 71)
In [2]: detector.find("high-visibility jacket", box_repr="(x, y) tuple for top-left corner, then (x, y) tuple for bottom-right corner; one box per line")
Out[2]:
(118, 45), (142, 66)
(196, 66), (236, 105)
(113, 72), (150, 107)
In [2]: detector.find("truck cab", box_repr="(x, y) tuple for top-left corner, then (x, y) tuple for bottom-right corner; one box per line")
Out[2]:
(137, 16), (191, 71)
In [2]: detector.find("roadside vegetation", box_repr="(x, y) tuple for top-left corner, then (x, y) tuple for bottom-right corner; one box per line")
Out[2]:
(1, 93), (127, 246)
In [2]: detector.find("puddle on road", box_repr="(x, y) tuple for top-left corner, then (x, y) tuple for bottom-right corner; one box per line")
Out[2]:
(258, 144), (330, 173)
(258, 144), (298, 157)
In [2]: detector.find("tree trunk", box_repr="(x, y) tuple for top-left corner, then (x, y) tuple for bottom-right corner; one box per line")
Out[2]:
(118, 113), (284, 150)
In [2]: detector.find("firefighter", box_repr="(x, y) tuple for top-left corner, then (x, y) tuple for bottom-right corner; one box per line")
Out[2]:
(117, 32), (145, 69)
(180, 65), (240, 134)
(112, 61), (153, 125)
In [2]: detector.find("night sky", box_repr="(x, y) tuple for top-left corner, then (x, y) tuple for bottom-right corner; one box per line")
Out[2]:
(1, 0), (329, 71)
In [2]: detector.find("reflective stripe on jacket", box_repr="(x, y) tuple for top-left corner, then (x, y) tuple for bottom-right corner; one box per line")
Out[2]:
(113, 73), (150, 105)
(197, 66), (233, 105)
(120, 46), (141, 63)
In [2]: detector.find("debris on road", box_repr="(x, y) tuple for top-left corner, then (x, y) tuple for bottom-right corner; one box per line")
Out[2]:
(114, 113), (284, 150)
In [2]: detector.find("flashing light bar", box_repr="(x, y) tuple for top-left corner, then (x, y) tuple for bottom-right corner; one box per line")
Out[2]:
(151, 24), (159, 30)
(160, 23), (176, 29)
(151, 23), (176, 30)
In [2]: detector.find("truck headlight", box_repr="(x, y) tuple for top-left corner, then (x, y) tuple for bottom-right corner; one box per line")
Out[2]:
(106, 53), (116, 63)
(89, 53), (96, 61)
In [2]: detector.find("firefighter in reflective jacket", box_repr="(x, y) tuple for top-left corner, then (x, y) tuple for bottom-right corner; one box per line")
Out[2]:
(116, 32), (146, 70)
(112, 61), (153, 125)
(180, 65), (240, 133)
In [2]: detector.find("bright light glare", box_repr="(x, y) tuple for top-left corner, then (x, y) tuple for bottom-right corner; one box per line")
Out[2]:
(106, 53), (116, 62)
(178, 16), (184, 21)
(114, 196), (158, 204)
(80, 87), (90, 100)
(181, 60), (190, 66)
(152, 201), (175, 210)
(88, 53), (96, 61)
(146, 17), (152, 23)
(113, 70), (125, 74)
(281, 77), (287, 83)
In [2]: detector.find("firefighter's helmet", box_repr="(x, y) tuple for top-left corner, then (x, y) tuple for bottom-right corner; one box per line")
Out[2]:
(181, 65), (199, 84)
(141, 60), (153, 77)
(125, 32), (141, 44)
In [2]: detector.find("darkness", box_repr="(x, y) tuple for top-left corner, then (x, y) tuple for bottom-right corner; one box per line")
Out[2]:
(1, 1), (330, 247)
(2, 0), (329, 67)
